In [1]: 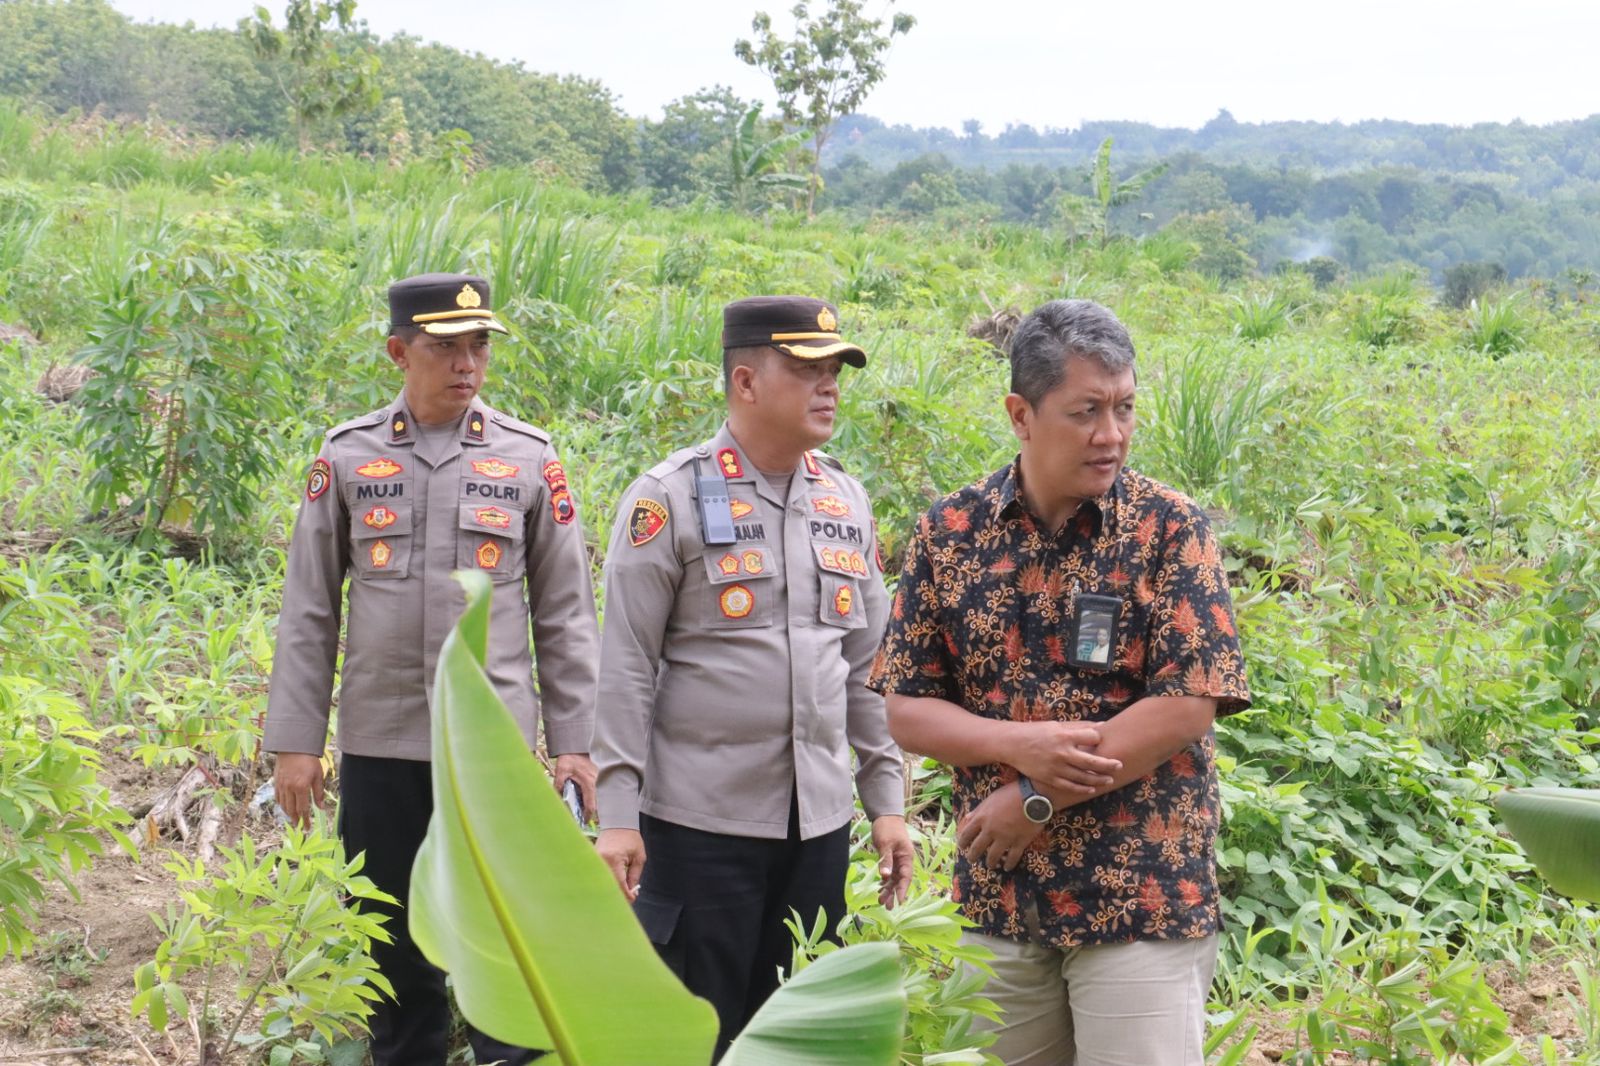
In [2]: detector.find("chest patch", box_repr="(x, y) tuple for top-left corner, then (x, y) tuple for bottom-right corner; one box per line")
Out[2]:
(472, 457), (520, 479)
(355, 458), (403, 479)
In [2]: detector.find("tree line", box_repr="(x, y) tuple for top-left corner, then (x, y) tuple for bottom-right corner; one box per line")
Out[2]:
(4, 0), (1598, 281)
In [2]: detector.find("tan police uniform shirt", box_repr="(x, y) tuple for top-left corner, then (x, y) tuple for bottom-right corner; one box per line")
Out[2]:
(263, 391), (599, 762)
(593, 422), (904, 840)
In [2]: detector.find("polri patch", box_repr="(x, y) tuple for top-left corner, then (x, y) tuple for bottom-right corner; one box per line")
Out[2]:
(550, 489), (575, 525)
(741, 550), (765, 575)
(629, 499), (668, 546)
(543, 460), (569, 494)
(717, 448), (744, 478)
(833, 584), (854, 617)
(475, 506), (512, 530)
(355, 457), (403, 479)
(812, 496), (851, 518)
(730, 499), (755, 519)
(370, 540), (394, 569)
(719, 583), (754, 619)
(718, 553), (741, 576)
(476, 540), (502, 569)
(306, 458), (331, 502)
(472, 457), (519, 479)
(363, 506), (397, 530)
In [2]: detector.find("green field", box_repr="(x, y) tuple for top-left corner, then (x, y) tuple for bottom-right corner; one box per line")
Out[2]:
(2, 104), (1600, 1063)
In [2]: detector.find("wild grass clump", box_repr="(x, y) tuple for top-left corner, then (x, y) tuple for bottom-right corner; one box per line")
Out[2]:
(1230, 293), (1299, 342)
(1463, 294), (1531, 357)
(1139, 344), (1283, 504)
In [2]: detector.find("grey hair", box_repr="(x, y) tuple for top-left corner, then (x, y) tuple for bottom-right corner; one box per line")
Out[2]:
(1008, 299), (1136, 406)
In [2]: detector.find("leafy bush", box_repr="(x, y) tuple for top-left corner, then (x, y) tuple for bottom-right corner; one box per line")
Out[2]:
(1463, 294), (1530, 357)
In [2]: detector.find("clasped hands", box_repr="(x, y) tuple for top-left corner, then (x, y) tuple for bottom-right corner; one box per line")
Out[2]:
(955, 721), (1121, 872)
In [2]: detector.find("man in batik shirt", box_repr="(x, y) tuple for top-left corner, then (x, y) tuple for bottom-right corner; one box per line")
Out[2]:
(870, 299), (1249, 1066)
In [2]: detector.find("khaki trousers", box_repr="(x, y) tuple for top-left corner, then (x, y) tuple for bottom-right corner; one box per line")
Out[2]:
(964, 930), (1219, 1066)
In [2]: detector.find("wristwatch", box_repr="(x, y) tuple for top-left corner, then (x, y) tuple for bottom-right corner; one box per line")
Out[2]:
(1018, 775), (1054, 824)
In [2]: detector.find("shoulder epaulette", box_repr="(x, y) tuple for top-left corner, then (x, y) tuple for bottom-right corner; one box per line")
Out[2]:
(811, 448), (846, 472)
(646, 444), (704, 482)
(326, 408), (386, 441)
(489, 410), (551, 444)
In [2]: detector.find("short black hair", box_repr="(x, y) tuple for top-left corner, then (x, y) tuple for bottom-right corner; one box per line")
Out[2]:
(389, 324), (424, 343)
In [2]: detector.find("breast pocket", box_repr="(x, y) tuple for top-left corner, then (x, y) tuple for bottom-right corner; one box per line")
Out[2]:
(350, 502), (413, 580)
(457, 503), (527, 584)
(810, 543), (868, 629)
(701, 546), (775, 629)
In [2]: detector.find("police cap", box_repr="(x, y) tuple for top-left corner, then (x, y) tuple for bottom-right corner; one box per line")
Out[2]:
(721, 296), (865, 368)
(389, 273), (509, 336)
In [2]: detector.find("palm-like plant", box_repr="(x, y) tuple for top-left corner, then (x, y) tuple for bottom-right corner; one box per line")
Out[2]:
(723, 106), (811, 214)
(1089, 136), (1169, 247)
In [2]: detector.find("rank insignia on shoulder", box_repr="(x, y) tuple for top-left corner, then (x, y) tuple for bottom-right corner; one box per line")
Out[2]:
(550, 489), (575, 525)
(370, 540), (394, 569)
(730, 498), (754, 519)
(363, 506), (397, 530)
(475, 506), (512, 530)
(542, 460), (569, 493)
(476, 540), (502, 569)
(306, 458), (331, 502)
(812, 496), (851, 518)
(717, 552), (741, 576)
(472, 458), (519, 479)
(391, 415), (408, 437)
(467, 413), (486, 441)
(741, 550), (764, 575)
(356, 457), (403, 479)
(802, 452), (822, 477)
(833, 584), (854, 617)
(717, 448), (744, 478)
(720, 583), (754, 619)
(629, 499), (668, 546)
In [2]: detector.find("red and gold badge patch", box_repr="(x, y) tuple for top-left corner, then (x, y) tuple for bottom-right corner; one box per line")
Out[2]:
(305, 458), (331, 502)
(369, 540), (393, 569)
(812, 496), (851, 518)
(550, 489), (575, 525)
(719, 583), (754, 619)
(730, 499), (754, 519)
(819, 546), (869, 577)
(363, 506), (397, 530)
(629, 499), (668, 547)
(355, 457), (403, 479)
(833, 585), (854, 617)
(741, 550), (764, 574)
(542, 460), (569, 493)
(717, 448), (744, 478)
(718, 553), (741, 576)
(802, 452), (822, 477)
(472, 458), (519, 479)
(476, 541), (502, 569)
(475, 506), (511, 530)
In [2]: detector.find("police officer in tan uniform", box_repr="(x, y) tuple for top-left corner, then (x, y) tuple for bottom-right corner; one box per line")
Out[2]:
(593, 296), (914, 1057)
(264, 273), (599, 1066)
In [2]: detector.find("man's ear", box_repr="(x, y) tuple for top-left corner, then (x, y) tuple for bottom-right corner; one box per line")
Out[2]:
(385, 334), (409, 370)
(1003, 393), (1032, 442)
(728, 361), (759, 404)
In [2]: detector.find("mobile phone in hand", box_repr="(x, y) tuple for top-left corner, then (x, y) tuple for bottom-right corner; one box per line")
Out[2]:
(561, 778), (584, 825)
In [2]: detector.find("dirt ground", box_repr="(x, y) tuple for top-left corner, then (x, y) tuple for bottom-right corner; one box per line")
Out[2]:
(0, 742), (1591, 1065)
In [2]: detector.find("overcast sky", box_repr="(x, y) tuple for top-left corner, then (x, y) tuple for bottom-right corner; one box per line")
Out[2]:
(112, 0), (1600, 132)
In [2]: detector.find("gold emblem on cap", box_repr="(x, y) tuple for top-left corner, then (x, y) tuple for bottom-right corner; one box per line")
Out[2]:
(456, 284), (482, 310)
(817, 306), (837, 331)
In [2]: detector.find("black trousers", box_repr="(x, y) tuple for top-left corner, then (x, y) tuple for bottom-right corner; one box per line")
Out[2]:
(339, 753), (542, 1066)
(634, 803), (850, 1060)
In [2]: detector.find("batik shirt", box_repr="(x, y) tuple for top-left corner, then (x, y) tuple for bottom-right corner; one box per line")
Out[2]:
(869, 461), (1250, 947)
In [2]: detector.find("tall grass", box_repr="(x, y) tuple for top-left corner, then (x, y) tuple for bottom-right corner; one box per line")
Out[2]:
(1463, 295), (1531, 357)
(1230, 293), (1299, 342)
(481, 196), (621, 328)
(1140, 344), (1283, 503)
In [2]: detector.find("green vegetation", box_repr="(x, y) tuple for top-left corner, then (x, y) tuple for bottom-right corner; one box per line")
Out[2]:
(1, 94), (1599, 1062)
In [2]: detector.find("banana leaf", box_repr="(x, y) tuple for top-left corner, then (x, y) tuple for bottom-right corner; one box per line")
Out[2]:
(1493, 787), (1600, 901)
(722, 942), (907, 1066)
(409, 571), (718, 1064)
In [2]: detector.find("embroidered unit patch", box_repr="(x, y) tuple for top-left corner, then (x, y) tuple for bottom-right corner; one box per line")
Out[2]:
(306, 458), (331, 501)
(718, 553), (741, 576)
(550, 489), (575, 525)
(742, 550), (764, 574)
(730, 499), (755, 519)
(355, 458), (403, 479)
(812, 496), (851, 518)
(717, 448), (744, 478)
(472, 458), (519, 479)
(370, 540), (393, 569)
(475, 506), (511, 530)
(834, 585), (853, 616)
(363, 506), (397, 530)
(476, 541), (502, 569)
(629, 499), (669, 546)
(719, 584), (754, 619)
